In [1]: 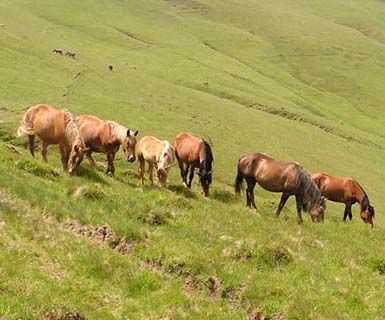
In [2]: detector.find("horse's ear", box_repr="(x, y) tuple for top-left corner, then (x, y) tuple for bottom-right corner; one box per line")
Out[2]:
(127, 129), (131, 137)
(134, 130), (139, 136)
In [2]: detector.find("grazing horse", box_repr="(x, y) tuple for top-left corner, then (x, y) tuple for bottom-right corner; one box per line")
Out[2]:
(77, 114), (138, 175)
(312, 172), (375, 227)
(16, 104), (87, 175)
(173, 132), (213, 197)
(235, 153), (326, 223)
(136, 136), (174, 187)
(52, 48), (63, 55)
(65, 51), (76, 58)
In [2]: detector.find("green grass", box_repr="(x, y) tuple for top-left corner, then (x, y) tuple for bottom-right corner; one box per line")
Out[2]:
(1, 0), (385, 319)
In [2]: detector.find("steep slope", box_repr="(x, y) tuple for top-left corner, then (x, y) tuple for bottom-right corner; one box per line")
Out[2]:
(0, 0), (385, 319)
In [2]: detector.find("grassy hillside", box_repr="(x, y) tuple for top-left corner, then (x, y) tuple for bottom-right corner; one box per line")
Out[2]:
(1, 0), (385, 319)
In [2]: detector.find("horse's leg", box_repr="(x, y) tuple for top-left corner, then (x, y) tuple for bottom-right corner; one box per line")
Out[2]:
(182, 164), (190, 188)
(276, 193), (290, 218)
(177, 159), (186, 186)
(138, 157), (145, 185)
(41, 141), (49, 162)
(246, 178), (258, 211)
(347, 203), (353, 221)
(187, 166), (195, 188)
(148, 163), (154, 185)
(295, 194), (303, 224)
(106, 151), (115, 175)
(28, 135), (35, 157)
(86, 150), (96, 169)
(59, 143), (68, 172)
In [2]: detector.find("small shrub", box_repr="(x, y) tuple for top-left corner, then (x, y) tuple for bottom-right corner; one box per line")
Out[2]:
(257, 245), (293, 268)
(72, 183), (106, 200)
(368, 258), (385, 275)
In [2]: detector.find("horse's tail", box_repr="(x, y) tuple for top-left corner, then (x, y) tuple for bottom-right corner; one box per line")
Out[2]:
(234, 161), (244, 195)
(16, 107), (35, 137)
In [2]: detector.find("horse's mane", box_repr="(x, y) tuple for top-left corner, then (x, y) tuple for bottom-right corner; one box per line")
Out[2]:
(158, 142), (174, 170)
(63, 109), (85, 147)
(202, 140), (213, 164)
(107, 121), (128, 144)
(296, 166), (322, 212)
(353, 180), (374, 217)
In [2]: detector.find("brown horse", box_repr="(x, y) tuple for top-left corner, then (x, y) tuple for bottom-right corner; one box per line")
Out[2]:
(235, 153), (326, 223)
(16, 104), (87, 175)
(52, 48), (63, 55)
(136, 136), (174, 187)
(173, 132), (213, 197)
(312, 172), (375, 227)
(77, 114), (138, 175)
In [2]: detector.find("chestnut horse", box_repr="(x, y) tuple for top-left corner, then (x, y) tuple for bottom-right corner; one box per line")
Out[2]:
(16, 104), (87, 175)
(77, 114), (138, 175)
(312, 172), (375, 227)
(136, 136), (174, 187)
(173, 132), (213, 197)
(235, 153), (326, 223)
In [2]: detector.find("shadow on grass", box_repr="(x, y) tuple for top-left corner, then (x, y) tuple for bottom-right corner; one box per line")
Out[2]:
(76, 166), (108, 184)
(210, 189), (237, 204)
(168, 185), (197, 199)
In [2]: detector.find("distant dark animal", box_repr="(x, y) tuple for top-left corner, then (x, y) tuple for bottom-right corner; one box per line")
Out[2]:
(77, 114), (138, 175)
(136, 136), (174, 187)
(52, 48), (63, 55)
(235, 152), (326, 223)
(65, 51), (76, 58)
(312, 172), (375, 227)
(16, 104), (87, 175)
(174, 132), (213, 197)
(108, 65), (113, 71)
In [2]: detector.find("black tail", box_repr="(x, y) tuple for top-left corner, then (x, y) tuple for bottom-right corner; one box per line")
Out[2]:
(234, 164), (244, 195)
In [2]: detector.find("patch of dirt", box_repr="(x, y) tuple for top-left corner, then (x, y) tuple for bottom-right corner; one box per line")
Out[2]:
(248, 309), (284, 320)
(62, 220), (132, 255)
(44, 309), (85, 320)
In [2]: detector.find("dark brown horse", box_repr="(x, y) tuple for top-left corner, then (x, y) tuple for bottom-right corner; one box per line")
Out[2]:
(77, 114), (138, 175)
(312, 172), (375, 227)
(174, 132), (213, 197)
(16, 104), (87, 175)
(235, 153), (326, 223)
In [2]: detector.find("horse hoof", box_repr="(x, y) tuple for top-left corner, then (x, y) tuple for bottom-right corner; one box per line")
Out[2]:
(183, 182), (188, 188)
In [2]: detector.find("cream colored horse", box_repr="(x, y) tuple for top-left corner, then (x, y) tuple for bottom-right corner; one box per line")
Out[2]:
(17, 104), (87, 175)
(136, 136), (174, 186)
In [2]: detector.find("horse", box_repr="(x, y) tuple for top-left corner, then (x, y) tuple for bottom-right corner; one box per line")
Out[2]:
(76, 114), (138, 175)
(16, 104), (87, 175)
(65, 51), (76, 58)
(173, 132), (213, 197)
(311, 172), (375, 227)
(235, 153), (326, 223)
(136, 136), (174, 187)
(52, 48), (63, 55)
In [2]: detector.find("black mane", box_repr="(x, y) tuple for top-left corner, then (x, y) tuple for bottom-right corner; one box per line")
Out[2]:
(200, 141), (213, 183)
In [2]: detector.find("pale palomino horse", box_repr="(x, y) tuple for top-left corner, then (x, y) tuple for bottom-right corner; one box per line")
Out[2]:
(136, 136), (174, 187)
(17, 104), (87, 175)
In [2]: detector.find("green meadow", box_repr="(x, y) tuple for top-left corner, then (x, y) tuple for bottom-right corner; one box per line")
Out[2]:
(0, 0), (385, 319)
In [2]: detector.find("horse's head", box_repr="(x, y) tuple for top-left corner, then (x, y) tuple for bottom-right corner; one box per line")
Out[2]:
(157, 167), (169, 187)
(360, 205), (375, 228)
(198, 163), (212, 197)
(309, 196), (326, 222)
(122, 129), (138, 163)
(68, 144), (88, 175)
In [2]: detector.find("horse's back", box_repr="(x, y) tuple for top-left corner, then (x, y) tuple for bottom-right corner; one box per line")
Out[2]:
(28, 104), (66, 142)
(174, 132), (202, 162)
(137, 136), (164, 161)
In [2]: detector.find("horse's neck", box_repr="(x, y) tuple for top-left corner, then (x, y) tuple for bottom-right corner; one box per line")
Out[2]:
(110, 122), (127, 144)
(64, 111), (83, 147)
(353, 181), (368, 208)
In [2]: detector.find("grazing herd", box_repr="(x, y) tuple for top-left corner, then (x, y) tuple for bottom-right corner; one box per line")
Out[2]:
(16, 104), (375, 227)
